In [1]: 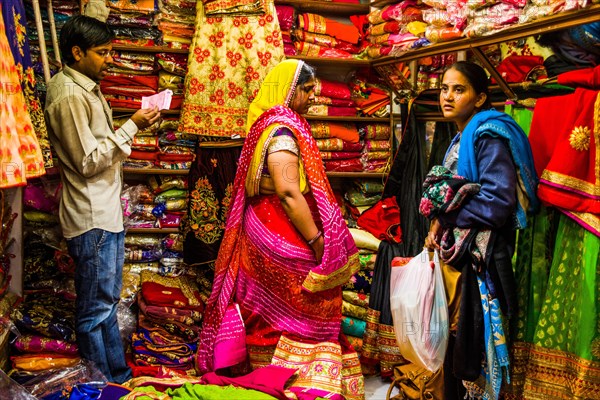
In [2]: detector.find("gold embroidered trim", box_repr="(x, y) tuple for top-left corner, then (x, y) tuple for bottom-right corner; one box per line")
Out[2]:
(302, 253), (359, 292)
(541, 170), (599, 196)
(566, 210), (600, 233)
(267, 135), (299, 156)
(569, 126), (591, 151)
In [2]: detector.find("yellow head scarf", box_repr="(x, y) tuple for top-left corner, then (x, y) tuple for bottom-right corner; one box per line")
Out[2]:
(246, 59), (304, 133)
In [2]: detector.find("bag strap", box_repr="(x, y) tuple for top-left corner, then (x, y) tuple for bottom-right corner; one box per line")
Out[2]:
(385, 376), (429, 400)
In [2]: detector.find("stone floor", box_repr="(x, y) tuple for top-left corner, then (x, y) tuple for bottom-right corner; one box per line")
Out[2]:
(364, 375), (394, 400)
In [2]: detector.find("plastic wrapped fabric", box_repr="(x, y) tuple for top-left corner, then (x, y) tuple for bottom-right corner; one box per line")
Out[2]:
(19, 360), (107, 399)
(275, 5), (295, 31)
(156, 53), (188, 76)
(107, 12), (154, 27)
(148, 175), (187, 193)
(0, 368), (36, 399)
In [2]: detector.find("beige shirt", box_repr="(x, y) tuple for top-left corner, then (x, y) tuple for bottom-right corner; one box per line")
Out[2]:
(45, 65), (139, 238)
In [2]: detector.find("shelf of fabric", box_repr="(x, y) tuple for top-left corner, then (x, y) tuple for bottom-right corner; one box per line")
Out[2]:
(372, 4), (600, 66)
(111, 45), (189, 54)
(127, 228), (180, 234)
(304, 115), (389, 122)
(288, 55), (371, 68)
(123, 168), (190, 175)
(274, 0), (369, 16)
(369, 0), (397, 8)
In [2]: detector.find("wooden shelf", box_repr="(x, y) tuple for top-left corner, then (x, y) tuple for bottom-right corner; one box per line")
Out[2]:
(112, 44), (189, 54)
(124, 168), (190, 175)
(127, 228), (180, 234)
(288, 55), (371, 68)
(370, 0), (397, 7)
(373, 4), (600, 66)
(304, 115), (389, 122)
(275, 0), (369, 15)
(326, 171), (387, 178)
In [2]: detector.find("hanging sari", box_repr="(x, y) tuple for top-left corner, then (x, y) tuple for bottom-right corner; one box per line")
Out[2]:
(0, 8), (45, 188)
(197, 60), (363, 399)
(2, 0), (52, 169)
(178, 0), (284, 137)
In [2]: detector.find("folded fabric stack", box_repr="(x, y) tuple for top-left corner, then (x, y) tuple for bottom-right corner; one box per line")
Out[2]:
(24, 0), (79, 91)
(463, 0), (525, 38)
(6, 181), (83, 386)
(156, 121), (197, 170)
(156, 0), (197, 49)
(293, 12), (363, 59)
(420, 0), (464, 44)
(342, 226), (380, 373)
(123, 174), (189, 230)
(340, 180), (381, 363)
(108, 0), (162, 47)
(102, 72), (159, 111)
(276, 5), (297, 56)
(518, 0), (583, 25)
(366, 0), (428, 58)
(155, 52), (187, 110)
(359, 123), (392, 173)
(132, 269), (203, 376)
(352, 83), (391, 117)
(309, 77), (358, 117)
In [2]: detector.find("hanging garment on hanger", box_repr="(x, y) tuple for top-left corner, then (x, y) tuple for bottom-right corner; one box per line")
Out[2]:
(178, 0), (284, 138)
(0, 8), (46, 188)
(2, 0), (53, 169)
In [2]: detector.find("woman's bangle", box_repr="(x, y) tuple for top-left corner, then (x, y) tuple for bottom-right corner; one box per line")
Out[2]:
(307, 230), (322, 245)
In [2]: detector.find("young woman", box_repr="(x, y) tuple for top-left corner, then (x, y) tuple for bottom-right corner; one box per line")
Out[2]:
(197, 59), (364, 400)
(421, 61), (539, 400)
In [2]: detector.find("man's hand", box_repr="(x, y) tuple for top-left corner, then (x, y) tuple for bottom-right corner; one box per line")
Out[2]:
(130, 107), (161, 129)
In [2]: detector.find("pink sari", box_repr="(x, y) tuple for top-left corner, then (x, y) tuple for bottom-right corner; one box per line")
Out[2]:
(197, 104), (362, 399)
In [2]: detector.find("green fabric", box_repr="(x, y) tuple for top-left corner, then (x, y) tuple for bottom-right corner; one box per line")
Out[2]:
(167, 383), (278, 400)
(504, 103), (534, 136)
(121, 385), (170, 399)
(512, 206), (555, 343)
(531, 214), (600, 360)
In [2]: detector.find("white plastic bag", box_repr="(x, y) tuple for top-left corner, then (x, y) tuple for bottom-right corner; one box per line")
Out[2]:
(390, 249), (449, 372)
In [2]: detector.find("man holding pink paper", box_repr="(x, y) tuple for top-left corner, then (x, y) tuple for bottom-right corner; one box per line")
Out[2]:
(44, 15), (160, 383)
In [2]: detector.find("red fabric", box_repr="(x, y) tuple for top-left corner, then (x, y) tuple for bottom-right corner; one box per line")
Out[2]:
(141, 281), (205, 312)
(529, 88), (600, 214)
(357, 196), (402, 243)
(324, 158), (363, 172)
(557, 65), (600, 89)
(101, 74), (159, 90)
(129, 150), (158, 160)
(201, 365), (297, 400)
(491, 55), (546, 83)
(317, 79), (352, 99)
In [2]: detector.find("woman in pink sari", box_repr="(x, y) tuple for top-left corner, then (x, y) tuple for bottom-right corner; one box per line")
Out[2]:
(197, 59), (364, 399)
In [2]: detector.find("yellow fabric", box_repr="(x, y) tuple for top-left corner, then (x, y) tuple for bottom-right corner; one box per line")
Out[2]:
(246, 59), (302, 132)
(245, 60), (308, 197)
(178, 0), (284, 137)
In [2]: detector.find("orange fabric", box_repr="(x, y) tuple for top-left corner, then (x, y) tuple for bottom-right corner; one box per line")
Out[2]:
(310, 121), (360, 143)
(299, 13), (360, 44)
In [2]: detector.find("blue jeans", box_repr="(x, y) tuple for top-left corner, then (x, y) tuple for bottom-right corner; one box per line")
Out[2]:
(67, 229), (132, 383)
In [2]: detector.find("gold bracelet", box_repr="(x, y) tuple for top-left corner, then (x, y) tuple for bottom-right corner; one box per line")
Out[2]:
(307, 230), (322, 245)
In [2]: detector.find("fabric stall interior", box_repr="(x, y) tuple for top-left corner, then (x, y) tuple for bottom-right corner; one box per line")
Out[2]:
(0, 0), (599, 398)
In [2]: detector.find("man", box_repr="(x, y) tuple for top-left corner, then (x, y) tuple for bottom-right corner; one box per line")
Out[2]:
(44, 15), (160, 383)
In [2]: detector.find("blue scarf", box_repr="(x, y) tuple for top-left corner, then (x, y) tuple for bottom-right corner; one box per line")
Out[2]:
(454, 109), (539, 229)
